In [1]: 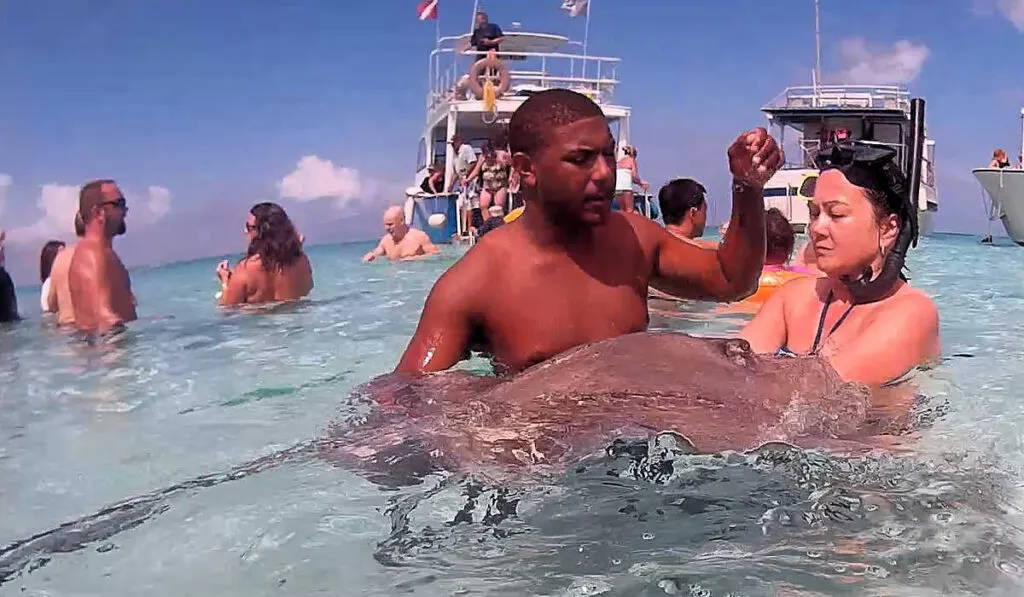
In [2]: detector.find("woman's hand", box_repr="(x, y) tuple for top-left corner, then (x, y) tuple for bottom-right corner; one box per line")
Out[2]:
(216, 260), (232, 284)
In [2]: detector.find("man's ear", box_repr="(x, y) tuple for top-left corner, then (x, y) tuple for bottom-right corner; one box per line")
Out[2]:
(512, 152), (535, 188)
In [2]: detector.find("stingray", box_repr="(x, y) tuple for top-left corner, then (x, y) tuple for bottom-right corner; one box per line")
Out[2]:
(322, 332), (893, 485)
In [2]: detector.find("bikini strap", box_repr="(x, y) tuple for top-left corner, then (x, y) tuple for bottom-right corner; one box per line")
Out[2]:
(809, 289), (855, 355)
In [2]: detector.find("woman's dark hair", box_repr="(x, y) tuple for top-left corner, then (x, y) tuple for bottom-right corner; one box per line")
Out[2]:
(246, 202), (303, 272)
(764, 208), (795, 265)
(39, 240), (65, 283)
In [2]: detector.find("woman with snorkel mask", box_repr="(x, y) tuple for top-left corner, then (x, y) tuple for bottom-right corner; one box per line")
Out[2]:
(740, 141), (940, 387)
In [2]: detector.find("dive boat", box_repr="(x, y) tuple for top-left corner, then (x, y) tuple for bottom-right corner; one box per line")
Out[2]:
(972, 108), (1024, 245)
(406, 3), (654, 244)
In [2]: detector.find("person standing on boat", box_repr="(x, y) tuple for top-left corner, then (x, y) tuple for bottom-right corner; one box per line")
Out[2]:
(394, 88), (782, 375)
(989, 148), (1011, 168)
(739, 144), (940, 386)
(614, 145), (646, 213)
(469, 11), (504, 60)
(448, 135), (482, 236)
(68, 179), (136, 334)
(656, 178), (716, 249)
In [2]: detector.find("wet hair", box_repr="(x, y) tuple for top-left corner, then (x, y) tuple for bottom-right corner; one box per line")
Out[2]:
(764, 208), (795, 264)
(246, 202), (303, 273)
(79, 179), (116, 223)
(508, 89), (606, 156)
(39, 240), (65, 283)
(658, 178), (706, 226)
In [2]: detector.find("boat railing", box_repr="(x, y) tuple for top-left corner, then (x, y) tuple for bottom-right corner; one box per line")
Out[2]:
(427, 47), (621, 111)
(764, 85), (911, 113)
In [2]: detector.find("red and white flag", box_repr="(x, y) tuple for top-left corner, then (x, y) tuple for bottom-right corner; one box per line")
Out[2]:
(417, 0), (438, 20)
(560, 0), (588, 17)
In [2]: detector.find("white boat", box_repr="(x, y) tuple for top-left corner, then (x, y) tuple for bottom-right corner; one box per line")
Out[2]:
(407, 4), (654, 244)
(972, 108), (1024, 245)
(760, 85), (938, 235)
(755, 1), (937, 235)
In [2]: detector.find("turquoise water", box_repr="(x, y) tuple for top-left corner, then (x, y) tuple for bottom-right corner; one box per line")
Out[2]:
(2, 234), (1024, 596)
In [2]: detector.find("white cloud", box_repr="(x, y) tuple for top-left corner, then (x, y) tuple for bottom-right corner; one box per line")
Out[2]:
(974, 0), (1024, 30)
(829, 37), (930, 85)
(6, 182), (173, 244)
(277, 155), (363, 209)
(0, 173), (10, 222)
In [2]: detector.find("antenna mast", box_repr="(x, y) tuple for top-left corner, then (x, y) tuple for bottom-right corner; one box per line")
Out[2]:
(814, 0), (822, 85)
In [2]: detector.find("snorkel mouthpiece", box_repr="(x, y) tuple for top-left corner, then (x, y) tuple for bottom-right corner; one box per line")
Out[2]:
(812, 98), (925, 304)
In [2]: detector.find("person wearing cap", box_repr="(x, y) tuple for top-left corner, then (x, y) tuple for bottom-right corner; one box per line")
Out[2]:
(740, 144), (939, 387)
(68, 179), (136, 334)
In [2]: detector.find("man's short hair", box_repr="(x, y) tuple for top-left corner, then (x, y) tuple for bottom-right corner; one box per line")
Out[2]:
(658, 178), (706, 226)
(508, 89), (606, 157)
(79, 179), (116, 223)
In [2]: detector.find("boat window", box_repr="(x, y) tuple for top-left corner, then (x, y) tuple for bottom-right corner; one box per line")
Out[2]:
(416, 139), (427, 172)
(763, 187), (795, 198)
(798, 176), (817, 197)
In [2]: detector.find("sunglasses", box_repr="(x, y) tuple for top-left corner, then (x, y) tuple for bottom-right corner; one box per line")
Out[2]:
(102, 197), (128, 211)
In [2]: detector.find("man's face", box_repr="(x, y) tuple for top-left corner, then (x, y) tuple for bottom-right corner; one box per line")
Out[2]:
(99, 183), (128, 237)
(475, 13), (486, 26)
(515, 116), (616, 229)
(383, 211), (406, 238)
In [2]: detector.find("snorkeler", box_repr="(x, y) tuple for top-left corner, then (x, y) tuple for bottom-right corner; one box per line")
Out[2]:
(395, 88), (783, 375)
(216, 202), (313, 306)
(739, 141), (940, 387)
(68, 179), (137, 334)
(362, 206), (440, 263)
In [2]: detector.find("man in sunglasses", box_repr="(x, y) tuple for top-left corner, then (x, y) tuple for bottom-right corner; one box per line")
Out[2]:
(68, 179), (137, 334)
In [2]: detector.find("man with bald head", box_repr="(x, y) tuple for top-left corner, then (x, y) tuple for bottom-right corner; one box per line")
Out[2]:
(362, 205), (440, 262)
(68, 179), (136, 334)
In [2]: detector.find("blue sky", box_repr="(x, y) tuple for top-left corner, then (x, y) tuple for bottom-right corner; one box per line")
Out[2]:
(1, 0), (1022, 282)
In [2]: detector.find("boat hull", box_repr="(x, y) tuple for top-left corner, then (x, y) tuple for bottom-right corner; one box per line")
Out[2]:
(973, 168), (1024, 245)
(407, 194), (460, 245)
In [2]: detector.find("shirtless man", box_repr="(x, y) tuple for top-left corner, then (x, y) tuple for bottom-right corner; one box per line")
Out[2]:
(68, 179), (137, 334)
(395, 89), (782, 375)
(217, 202), (313, 306)
(362, 206), (440, 262)
(48, 213), (85, 326)
(657, 177), (718, 249)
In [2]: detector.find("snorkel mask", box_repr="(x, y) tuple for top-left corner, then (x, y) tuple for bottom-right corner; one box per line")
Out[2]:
(812, 99), (925, 303)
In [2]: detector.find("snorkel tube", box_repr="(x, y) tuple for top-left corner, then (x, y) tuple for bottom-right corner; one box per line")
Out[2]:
(813, 98), (925, 304)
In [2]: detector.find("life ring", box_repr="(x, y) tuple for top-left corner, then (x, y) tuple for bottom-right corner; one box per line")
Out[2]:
(504, 204), (525, 223)
(744, 268), (817, 303)
(468, 52), (510, 101)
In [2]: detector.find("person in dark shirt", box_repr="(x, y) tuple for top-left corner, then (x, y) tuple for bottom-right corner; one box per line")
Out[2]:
(0, 266), (19, 323)
(469, 11), (504, 60)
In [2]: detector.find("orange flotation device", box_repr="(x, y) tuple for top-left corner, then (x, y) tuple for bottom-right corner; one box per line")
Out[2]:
(744, 267), (818, 304)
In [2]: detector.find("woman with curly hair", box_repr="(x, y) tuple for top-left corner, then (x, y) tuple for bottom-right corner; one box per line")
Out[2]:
(216, 202), (312, 306)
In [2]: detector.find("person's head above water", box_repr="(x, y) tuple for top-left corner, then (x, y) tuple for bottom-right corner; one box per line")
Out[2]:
(509, 88), (615, 231)
(658, 178), (707, 237)
(383, 205), (409, 240)
(39, 240), (65, 283)
(246, 202), (303, 272)
(79, 179), (127, 239)
(811, 142), (917, 300)
(764, 208), (795, 266)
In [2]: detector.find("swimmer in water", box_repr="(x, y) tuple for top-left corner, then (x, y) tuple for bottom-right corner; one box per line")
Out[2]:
(762, 207), (816, 274)
(0, 229), (17, 323)
(657, 177), (718, 249)
(68, 179), (136, 335)
(362, 205), (440, 263)
(395, 88), (783, 375)
(740, 143), (940, 387)
(217, 202), (313, 306)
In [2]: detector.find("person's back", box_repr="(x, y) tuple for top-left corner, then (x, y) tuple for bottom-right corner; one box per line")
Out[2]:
(50, 244), (78, 325)
(0, 266), (18, 323)
(236, 253), (313, 303)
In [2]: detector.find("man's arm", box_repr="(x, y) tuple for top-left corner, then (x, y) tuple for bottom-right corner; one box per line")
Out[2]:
(643, 181), (764, 301)
(395, 264), (477, 375)
(362, 238), (387, 262)
(75, 248), (124, 332)
(826, 294), (940, 387)
(418, 231), (440, 256)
